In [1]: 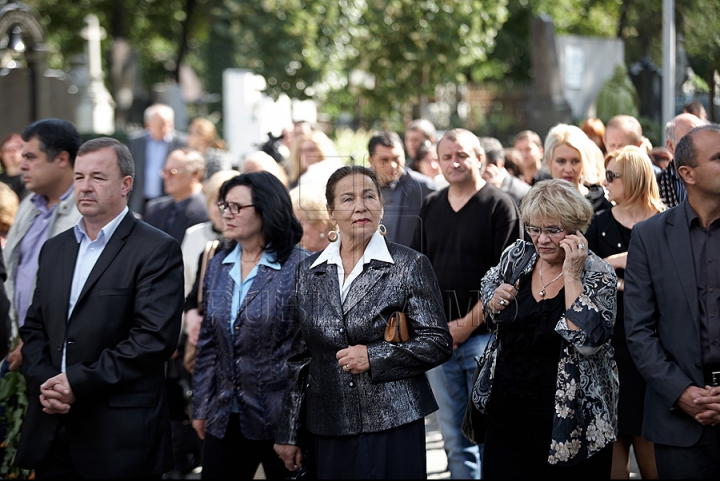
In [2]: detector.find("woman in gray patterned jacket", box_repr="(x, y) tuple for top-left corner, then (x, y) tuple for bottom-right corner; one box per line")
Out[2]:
(274, 166), (452, 479)
(476, 179), (618, 479)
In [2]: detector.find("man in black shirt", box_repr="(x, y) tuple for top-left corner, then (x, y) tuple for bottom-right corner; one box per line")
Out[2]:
(412, 129), (522, 479)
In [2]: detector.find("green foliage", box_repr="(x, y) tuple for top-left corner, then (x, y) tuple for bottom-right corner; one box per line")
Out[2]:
(0, 368), (31, 479)
(332, 128), (372, 163)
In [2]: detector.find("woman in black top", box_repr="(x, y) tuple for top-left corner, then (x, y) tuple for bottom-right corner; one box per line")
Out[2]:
(586, 145), (665, 479)
(544, 123), (612, 214)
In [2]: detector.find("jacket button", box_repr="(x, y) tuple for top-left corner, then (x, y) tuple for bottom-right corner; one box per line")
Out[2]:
(234, 326), (240, 331)
(696, 363), (702, 369)
(56, 344), (62, 352)
(601, 232), (606, 236)
(349, 382), (354, 387)
(339, 328), (344, 333)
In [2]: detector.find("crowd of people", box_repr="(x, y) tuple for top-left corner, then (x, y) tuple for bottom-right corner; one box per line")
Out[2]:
(0, 100), (717, 480)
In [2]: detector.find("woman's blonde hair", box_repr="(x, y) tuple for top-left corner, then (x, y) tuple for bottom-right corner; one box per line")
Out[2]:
(605, 146), (666, 213)
(202, 169), (240, 204)
(521, 179), (594, 233)
(289, 185), (332, 227)
(544, 123), (605, 186)
(286, 130), (338, 184)
(0, 182), (18, 235)
(189, 117), (226, 151)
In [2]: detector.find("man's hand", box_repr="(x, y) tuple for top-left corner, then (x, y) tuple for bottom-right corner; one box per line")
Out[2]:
(448, 320), (476, 348)
(677, 385), (712, 421)
(7, 340), (22, 371)
(693, 385), (720, 426)
(39, 373), (76, 415)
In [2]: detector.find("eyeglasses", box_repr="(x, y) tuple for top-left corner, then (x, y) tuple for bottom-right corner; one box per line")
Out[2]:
(605, 170), (622, 183)
(525, 226), (566, 238)
(160, 168), (191, 177)
(217, 201), (255, 215)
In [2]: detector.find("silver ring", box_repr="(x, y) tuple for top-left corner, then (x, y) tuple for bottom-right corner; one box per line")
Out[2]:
(345, 364), (350, 371)
(578, 243), (585, 250)
(499, 299), (506, 306)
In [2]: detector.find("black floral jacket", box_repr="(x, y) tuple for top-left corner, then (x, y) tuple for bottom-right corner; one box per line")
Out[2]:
(478, 240), (619, 465)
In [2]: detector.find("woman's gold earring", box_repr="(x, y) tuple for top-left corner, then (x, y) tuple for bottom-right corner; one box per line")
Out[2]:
(378, 224), (387, 236)
(327, 230), (339, 242)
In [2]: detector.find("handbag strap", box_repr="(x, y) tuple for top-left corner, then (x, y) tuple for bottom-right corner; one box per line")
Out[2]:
(197, 239), (220, 315)
(503, 244), (536, 286)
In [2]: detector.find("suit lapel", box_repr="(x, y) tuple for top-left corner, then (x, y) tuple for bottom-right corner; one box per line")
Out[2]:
(236, 265), (273, 319)
(311, 262), (344, 321)
(76, 213), (133, 306)
(60, 235), (81, 318)
(342, 260), (391, 314)
(666, 207), (700, 324)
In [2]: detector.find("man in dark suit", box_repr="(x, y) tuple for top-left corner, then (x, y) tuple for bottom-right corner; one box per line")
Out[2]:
(143, 148), (209, 243)
(625, 124), (720, 478)
(367, 131), (435, 247)
(15, 137), (184, 478)
(127, 103), (187, 214)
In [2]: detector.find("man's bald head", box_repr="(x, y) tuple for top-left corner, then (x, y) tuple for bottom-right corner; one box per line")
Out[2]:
(666, 113), (707, 154)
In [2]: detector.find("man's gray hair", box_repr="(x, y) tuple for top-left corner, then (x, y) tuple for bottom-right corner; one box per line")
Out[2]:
(77, 137), (135, 179)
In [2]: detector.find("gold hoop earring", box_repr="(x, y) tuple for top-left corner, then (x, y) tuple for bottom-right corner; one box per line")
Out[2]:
(378, 224), (387, 236)
(327, 230), (339, 243)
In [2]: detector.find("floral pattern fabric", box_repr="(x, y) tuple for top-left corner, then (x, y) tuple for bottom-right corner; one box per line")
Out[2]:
(475, 240), (619, 466)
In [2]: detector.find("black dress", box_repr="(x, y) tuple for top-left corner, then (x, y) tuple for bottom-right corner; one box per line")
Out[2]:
(483, 275), (612, 479)
(586, 209), (646, 437)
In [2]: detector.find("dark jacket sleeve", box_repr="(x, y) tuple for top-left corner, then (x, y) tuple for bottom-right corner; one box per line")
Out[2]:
(366, 253), (452, 383)
(275, 262), (312, 446)
(0, 246), (12, 360)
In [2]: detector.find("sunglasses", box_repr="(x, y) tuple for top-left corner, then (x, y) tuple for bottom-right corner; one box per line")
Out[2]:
(605, 170), (622, 183)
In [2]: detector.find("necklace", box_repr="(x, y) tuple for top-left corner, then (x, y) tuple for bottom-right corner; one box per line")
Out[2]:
(539, 262), (563, 297)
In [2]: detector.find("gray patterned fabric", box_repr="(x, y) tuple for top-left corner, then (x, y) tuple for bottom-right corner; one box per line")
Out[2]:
(275, 240), (453, 445)
(476, 239), (619, 466)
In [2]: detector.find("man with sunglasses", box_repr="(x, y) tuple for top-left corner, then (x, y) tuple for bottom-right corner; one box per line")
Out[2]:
(143, 148), (209, 243)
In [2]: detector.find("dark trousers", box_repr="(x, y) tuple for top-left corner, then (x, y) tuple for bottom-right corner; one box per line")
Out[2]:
(34, 423), (85, 480)
(201, 413), (289, 480)
(655, 424), (720, 479)
(34, 421), (162, 480)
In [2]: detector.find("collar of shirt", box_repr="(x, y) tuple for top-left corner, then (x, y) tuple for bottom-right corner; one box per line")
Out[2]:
(223, 244), (281, 326)
(31, 183), (74, 212)
(73, 206), (129, 245)
(311, 230), (394, 269)
(145, 130), (173, 144)
(312, 231), (393, 302)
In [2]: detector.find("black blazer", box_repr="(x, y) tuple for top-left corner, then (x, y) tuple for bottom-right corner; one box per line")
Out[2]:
(127, 131), (188, 214)
(16, 212), (184, 478)
(624, 202), (705, 447)
(143, 193), (209, 243)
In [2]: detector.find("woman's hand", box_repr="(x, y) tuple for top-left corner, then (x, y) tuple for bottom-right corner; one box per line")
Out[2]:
(336, 345), (369, 374)
(490, 283), (518, 313)
(185, 308), (203, 346)
(560, 230), (589, 280)
(274, 444), (303, 471)
(192, 419), (206, 440)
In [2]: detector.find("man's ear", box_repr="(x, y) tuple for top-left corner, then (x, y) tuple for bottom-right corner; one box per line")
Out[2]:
(121, 176), (134, 197)
(54, 151), (70, 167)
(677, 165), (694, 185)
